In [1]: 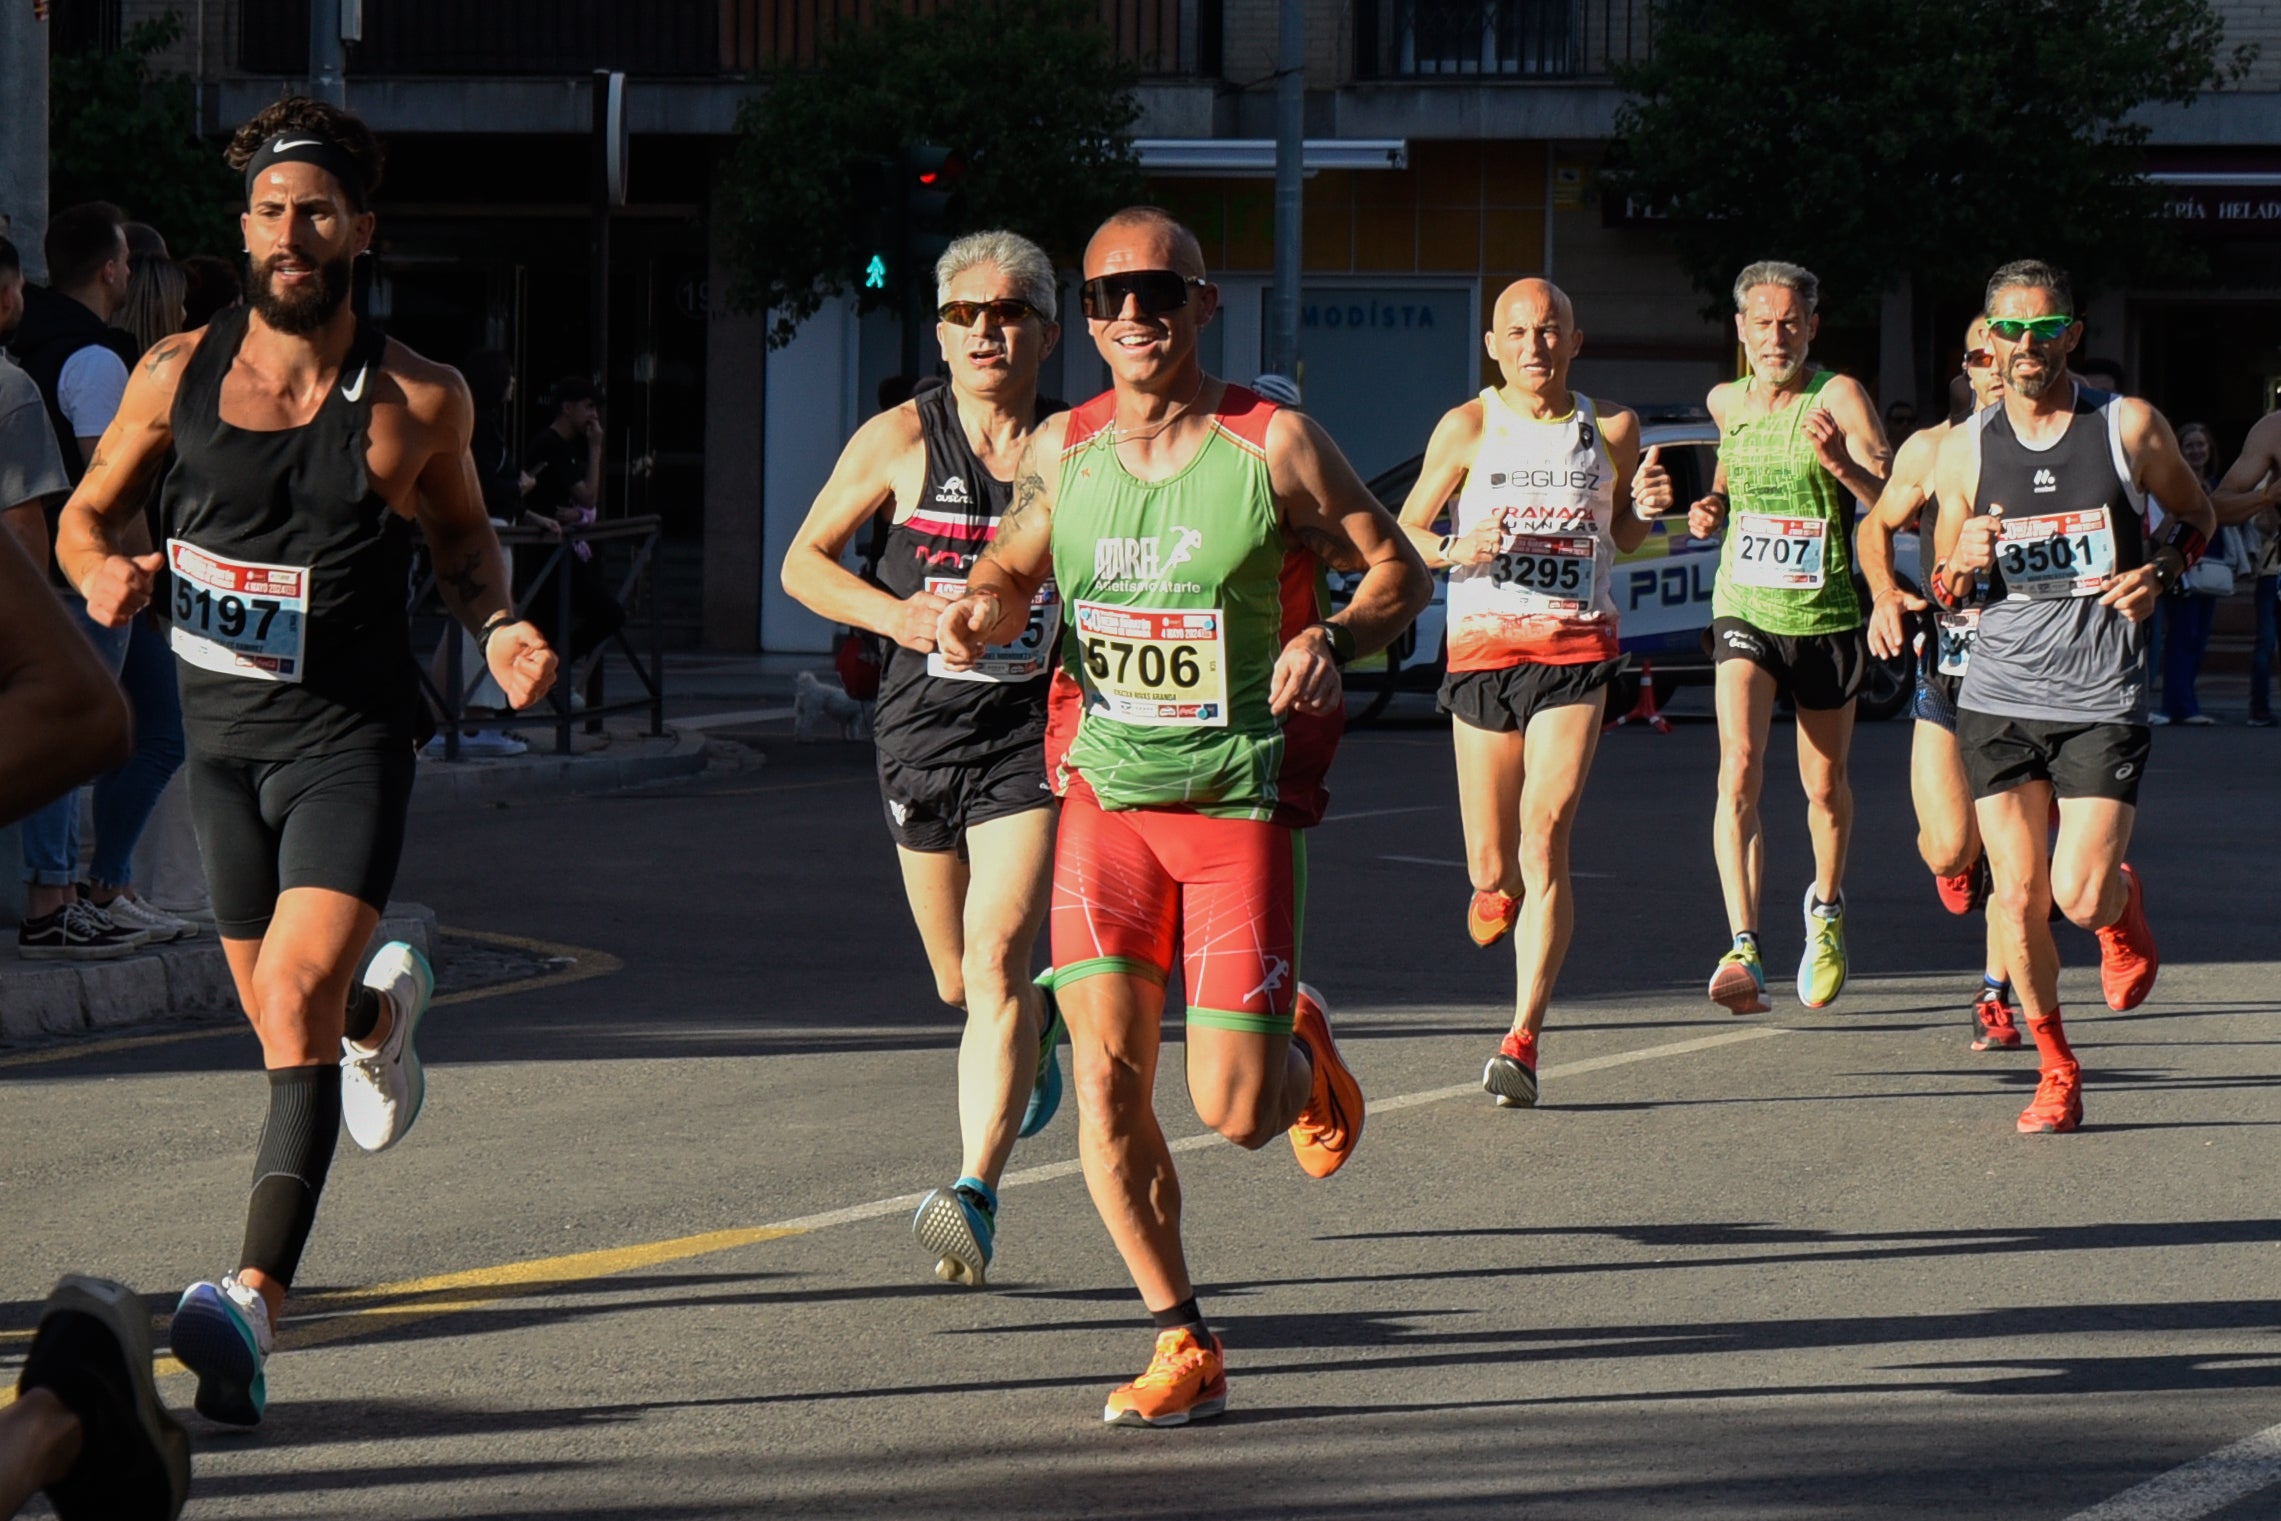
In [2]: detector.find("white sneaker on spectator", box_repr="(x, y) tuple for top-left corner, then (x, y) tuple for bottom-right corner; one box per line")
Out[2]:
(96, 893), (199, 943)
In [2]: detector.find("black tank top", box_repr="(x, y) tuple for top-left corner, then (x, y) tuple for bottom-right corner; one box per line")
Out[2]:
(871, 384), (1063, 767)
(159, 305), (416, 759)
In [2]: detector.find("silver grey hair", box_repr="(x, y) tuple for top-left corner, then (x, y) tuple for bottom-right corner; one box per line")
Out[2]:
(935, 230), (1057, 322)
(1984, 258), (2074, 317)
(1732, 259), (1819, 313)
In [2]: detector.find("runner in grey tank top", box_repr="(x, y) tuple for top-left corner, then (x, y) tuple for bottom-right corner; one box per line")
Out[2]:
(1926, 259), (2216, 1140)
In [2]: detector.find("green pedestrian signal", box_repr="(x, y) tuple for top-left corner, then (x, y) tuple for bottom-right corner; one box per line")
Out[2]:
(864, 254), (888, 291)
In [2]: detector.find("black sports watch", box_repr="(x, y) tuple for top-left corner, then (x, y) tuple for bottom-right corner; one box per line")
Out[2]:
(1311, 620), (1358, 667)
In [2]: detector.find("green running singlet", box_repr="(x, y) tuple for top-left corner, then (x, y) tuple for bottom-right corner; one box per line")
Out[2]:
(1712, 368), (1863, 636)
(1044, 384), (1340, 826)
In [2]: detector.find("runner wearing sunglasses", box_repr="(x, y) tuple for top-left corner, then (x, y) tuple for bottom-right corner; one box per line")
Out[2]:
(1687, 261), (1891, 1015)
(936, 206), (1430, 1426)
(1857, 317), (2025, 1051)
(781, 230), (1070, 1288)
(1393, 278), (1674, 1106)
(1928, 259), (2209, 1134)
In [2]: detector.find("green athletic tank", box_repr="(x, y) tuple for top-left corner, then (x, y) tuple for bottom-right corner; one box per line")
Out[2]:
(1712, 368), (1863, 634)
(1044, 384), (1339, 826)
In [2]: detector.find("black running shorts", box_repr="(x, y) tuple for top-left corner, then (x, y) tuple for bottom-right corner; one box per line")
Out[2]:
(876, 742), (1053, 854)
(187, 745), (417, 939)
(1707, 616), (1866, 711)
(1439, 657), (1627, 734)
(1913, 646), (1963, 735)
(1954, 709), (2151, 807)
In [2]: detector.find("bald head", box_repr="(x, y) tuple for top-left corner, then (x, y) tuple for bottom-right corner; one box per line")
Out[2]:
(1492, 278), (1574, 333)
(1085, 206), (1206, 280)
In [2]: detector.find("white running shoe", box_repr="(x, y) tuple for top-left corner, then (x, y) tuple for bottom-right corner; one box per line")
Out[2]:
(342, 942), (433, 1153)
(96, 892), (200, 943)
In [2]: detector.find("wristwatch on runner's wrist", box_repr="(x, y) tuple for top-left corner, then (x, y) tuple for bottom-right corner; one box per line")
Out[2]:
(1311, 621), (1357, 667)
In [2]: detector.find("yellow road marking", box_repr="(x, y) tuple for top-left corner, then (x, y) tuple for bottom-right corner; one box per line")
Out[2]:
(0, 926), (620, 1071)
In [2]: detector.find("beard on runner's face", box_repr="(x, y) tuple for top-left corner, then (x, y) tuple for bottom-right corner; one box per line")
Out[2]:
(2005, 346), (2060, 399)
(244, 248), (352, 335)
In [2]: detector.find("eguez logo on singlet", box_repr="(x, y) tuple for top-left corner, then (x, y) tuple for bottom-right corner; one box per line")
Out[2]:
(1489, 468), (1601, 491)
(1093, 527), (1205, 592)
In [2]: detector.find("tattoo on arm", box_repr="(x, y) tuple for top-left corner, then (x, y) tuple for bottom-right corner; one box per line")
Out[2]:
(142, 340), (184, 375)
(1004, 464), (1047, 529)
(439, 550), (490, 606)
(1296, 524), (1365, 573)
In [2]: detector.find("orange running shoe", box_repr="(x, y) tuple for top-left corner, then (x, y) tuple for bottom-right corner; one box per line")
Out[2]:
(1467, 889), (1520, 947)
(1288, 982), (1364, 1178)
(2017, 1060), (2083, 1134)
(2096, 864), (2157, 1011)
(1971, 989), (2022, 1052)
(1933, 855), (1988, 917)
(1103, 1327), (1227, 1427)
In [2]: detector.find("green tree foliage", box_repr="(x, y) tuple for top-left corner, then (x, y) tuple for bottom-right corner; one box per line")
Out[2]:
(717, 0), (1145, 347)
(1602, 0), (2256, 322)
(49, 14), (240, 258)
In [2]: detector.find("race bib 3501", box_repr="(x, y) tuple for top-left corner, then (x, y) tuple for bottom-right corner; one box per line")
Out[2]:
(165, 539), (308, 682)
(1997, 508), (2116, 601)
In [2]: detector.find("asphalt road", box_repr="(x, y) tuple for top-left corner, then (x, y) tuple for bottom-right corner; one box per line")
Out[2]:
(6, 706), (2280, 1520)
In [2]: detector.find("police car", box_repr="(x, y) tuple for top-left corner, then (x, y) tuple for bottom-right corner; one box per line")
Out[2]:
(1339, 408), (1912, 724)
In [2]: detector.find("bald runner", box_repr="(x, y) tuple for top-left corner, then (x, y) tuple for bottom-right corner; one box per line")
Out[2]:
(1398, 278), (1673, 1105)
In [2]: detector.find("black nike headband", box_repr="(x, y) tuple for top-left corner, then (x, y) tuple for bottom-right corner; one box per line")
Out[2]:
(244, 133), (369, 210)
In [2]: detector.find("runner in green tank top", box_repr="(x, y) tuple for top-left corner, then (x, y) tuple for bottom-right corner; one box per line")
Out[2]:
(935, 207), (1429, 1429)
(1668, 260), (1891, 1017)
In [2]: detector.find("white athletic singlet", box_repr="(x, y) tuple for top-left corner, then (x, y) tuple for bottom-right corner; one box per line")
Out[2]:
(1444, 389), (1621, 672)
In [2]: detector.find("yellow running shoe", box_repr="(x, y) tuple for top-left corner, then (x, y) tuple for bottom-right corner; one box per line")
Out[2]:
(1103, 1327), (1228, 1427)
(1708, 943), (1768, 1015)
(1797, 887), (1848, 1009)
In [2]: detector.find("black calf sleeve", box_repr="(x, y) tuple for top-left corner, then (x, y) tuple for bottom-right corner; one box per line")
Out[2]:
(238, 1064), (341, 1288)
(343, 984), (382, 1045)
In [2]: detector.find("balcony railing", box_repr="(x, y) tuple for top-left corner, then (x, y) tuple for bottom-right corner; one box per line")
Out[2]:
(238, 0), (1220, 78)
(1355, 0), (1654, 80)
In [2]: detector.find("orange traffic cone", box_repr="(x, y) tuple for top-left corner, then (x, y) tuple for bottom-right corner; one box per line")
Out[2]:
(1608, 658), (1671, 734)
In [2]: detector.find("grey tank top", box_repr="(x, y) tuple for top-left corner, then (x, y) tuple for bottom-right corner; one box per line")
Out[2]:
(1955, 385), (2148, 725)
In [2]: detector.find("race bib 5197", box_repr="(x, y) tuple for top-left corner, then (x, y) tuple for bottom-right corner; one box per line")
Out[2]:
(166, 539), (308, 682)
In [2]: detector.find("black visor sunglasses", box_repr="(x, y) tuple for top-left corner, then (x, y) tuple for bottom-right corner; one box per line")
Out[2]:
(1080, 269), (1209, 320)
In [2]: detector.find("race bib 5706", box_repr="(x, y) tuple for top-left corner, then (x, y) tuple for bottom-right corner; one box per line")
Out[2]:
(1072, 600), (1227, 728)
(166, 539), (308, 682)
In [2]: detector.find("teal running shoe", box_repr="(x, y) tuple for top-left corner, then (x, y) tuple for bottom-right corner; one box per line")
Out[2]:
(915, 1177), (997, 1287)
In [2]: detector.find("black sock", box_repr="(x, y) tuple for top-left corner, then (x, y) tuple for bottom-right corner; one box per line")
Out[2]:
(1151, 1296), (1208, 1341)
(343, 984), (383, 1045)
(238, 1065), (342, 1289)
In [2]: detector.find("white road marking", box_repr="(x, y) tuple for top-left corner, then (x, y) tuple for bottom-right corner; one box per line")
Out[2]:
(674, 707), (795, 730)
(2062, 1421), (2281, 1521)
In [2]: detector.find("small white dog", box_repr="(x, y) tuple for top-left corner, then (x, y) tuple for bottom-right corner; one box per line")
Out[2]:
(793, 669), (874, 741)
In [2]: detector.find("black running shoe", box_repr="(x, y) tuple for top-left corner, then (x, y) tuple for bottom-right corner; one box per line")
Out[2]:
(17, 1276), (190, 1521)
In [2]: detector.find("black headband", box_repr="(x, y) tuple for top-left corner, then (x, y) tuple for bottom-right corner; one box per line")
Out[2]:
(244, 133), (368, 209)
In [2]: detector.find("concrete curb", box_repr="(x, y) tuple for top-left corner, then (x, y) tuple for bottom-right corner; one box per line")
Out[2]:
(0, 903), (437, 1044)
(409, 725), (714, 812)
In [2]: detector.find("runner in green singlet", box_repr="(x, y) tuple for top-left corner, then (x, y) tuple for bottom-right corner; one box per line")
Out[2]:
(1676, 260), (1890, 1014)
(936, 206), (1429, 1427)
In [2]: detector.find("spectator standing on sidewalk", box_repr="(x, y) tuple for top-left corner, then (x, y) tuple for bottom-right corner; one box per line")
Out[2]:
(3, 203), (163, 958)
(2155, 422), (2236, 726)
(2211, 409), (2281, 727)
(523, 378), (624, 702)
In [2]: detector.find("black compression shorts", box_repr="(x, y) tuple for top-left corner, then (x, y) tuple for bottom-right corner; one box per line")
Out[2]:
(1439, 658), (1627, 734)
(1954, 710), (2151, 807)
(876, 743), (1053, 854)
(187, 746), (416, 938)
(1707, 616), (1867, 711)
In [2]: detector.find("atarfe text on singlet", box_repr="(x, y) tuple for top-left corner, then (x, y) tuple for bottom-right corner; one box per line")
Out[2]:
(158, 305), (416, 759)
(1044, 384), (1340, 827)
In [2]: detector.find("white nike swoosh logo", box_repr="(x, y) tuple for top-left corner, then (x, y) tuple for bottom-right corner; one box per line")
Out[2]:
(341, 366), (368, 402)
(273, 138), (322, 150)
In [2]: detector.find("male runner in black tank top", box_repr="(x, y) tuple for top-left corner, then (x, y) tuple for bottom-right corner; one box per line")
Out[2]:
(781, 230), (1067, 1289)
(57, 97), (557, 1427)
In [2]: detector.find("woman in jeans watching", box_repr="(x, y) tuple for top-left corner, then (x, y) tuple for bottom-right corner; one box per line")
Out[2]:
(78, 251), (196, 938)
(2157, 422), (2232, 726)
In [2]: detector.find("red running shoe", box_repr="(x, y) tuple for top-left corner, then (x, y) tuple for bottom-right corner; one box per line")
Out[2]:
(1467, 889), (1520, 947)
(1934, 854), (1989, 916)
(1482, 1029), (1539, 1109)
(1971, 990), (2022, 1051)
(1289, 983), (1364, 1178)
(2096, 864), (2158, 1012)
(2017, 1061), (2083, 1134)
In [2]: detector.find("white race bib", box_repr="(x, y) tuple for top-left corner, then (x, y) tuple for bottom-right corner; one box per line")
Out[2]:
(926, 577), (1060, 684)
(1997, 508), (2116, 600)
(1072, 600), (1227, 728)
(1730, 513), (1828, 589)
(1934, 608), (1980, 676)
(166, 540), (308, 682)
(1486, 533), (1598, 616)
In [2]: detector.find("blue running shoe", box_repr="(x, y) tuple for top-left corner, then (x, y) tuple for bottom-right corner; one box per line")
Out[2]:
(1020, 984), (1064, 1140)
(169, 1276), (271, 1427)
(915, 1177), (996, 1287)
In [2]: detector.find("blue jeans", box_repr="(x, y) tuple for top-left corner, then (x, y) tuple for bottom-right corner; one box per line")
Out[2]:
(2252, 575), (2277, 721)
(89, 614), (187, 888)
(2160, 593), (2218, 721)
(21, 598), (132, 887)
